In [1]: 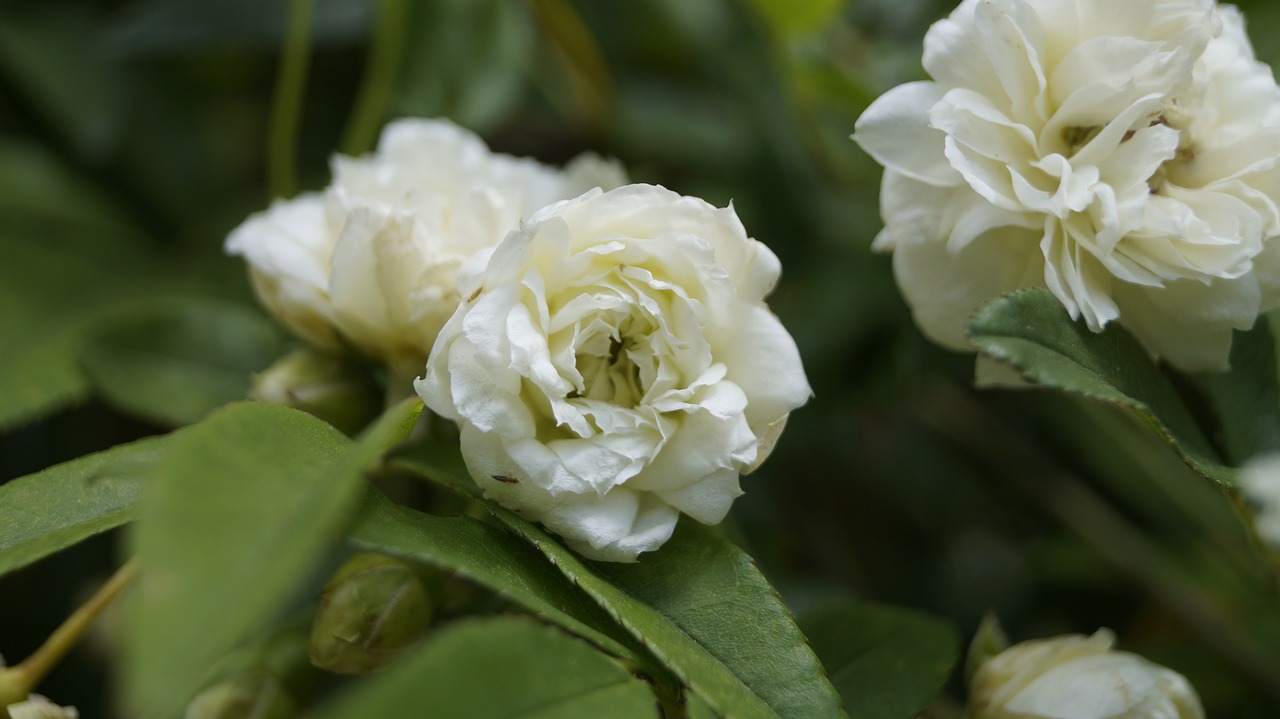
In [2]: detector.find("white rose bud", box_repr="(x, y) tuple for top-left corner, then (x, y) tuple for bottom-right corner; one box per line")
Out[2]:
(417, 184), (812, 562)
(853, 0), (1280, 370)
(1240, 452), (1280, 546)
(226, 118), (627, 377)
(6, 695), (79, 719)
(970, 629), (1204, 719)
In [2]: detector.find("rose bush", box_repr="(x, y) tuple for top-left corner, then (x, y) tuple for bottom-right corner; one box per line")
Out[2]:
(854, 0), (1280, 370)
(417, 184), (811, 561)
(970, 629), (1204, 719)
(226, 118), (626, 378)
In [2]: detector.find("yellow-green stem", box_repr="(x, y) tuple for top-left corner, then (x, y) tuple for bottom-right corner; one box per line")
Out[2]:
(268, 0), (315, 200)
(11, 559), (139, 692)
(340, 0), (409, 156)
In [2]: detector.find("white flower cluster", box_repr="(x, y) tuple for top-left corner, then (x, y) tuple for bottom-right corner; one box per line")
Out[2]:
(418, 185), (811, 561)
(855, 0), (1280, 370)
(227, 119), (626, 376)
(971, 629), (1204, 719)
(227, 120), (810, 561)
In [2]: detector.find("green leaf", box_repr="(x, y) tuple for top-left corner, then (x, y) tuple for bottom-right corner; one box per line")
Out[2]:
(968, 289), (1232, 484)
(742, 0), (844, 35)
(79, 299), (287, 427)
(0, 139), (150, 429)
(395, 443), (844, 719)
(798, 602), (960, 719)
(394, 0), (534, 133)
(0, 236), (131, 430)
(312, 616), (659, 719)
(1189, 317), (1280, 464)
(346, 492), (644, 665)
(0, 5), (128, 159)
(599, 522), (847, 719)
(0, 435), (167, 577)
(126, 399), (422, 716)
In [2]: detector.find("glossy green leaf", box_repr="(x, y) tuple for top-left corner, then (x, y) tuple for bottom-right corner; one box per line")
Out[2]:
(0, 435), (167, 577)
(80, 299), (286, 427)
(313, 616), (658, 719)
(126, 399), (422, 716)
(346, 492), (643, 664)
(968, 289), (1232, 484)
(798, 602), (960, 719)
(395, 443), (844, 719)
(600, 522), (847, 719)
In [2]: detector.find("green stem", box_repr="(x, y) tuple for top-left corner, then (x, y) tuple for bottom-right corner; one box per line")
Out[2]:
(340, 0), (409, 156)
(268, 0), (315, 200)
(7, 560), (138, 694)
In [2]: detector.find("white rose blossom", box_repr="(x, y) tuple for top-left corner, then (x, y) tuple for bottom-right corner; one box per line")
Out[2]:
(1240, 451), (1280, 546)
(417, 184), (811, 562)
(854, 0), (1280, 370)
(226, 118), (627, 378)
(971, 629), (1204, 719)
(6, 695), (79, 719)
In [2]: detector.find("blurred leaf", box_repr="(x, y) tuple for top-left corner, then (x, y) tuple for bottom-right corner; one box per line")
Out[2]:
(312, 616), (658, 719)
(127, 399), (421, 716)
(798, 602), (960, 719)
(742, 0), (846, 35)
(80, 299), (286, 428)
(106, 0), (370, 56)
(1190, 318), (1280, 464)
(0, 237), (130, 430)
(346, 491), (643, 664)
(0, 139), (156, 430)
(0, 5), (128, 159)
(0, 140), (143, 240)
(600, 523), (848, 719)
(529, 0), (612, 129)
(395, 441), (843, 719)
(968, 289), (1233, 484)
(0, 435), (167, 577)
(394, 0), (534, 133)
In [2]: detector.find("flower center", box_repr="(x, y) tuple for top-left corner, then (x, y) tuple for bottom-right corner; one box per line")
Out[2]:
(573, 318), (645, 406)
(1061, 102), (1196, 195)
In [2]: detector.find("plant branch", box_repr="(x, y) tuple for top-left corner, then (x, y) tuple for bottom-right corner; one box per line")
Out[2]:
(268, 0), (315, 200)
(11, 559), (139, 692)
(339, 0), (409, 156)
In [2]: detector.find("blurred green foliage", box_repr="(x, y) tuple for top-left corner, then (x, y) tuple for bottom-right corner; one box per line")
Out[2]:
(4, 0), (1280, 716)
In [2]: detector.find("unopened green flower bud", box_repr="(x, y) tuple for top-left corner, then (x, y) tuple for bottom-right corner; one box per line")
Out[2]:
(183, 673), (296, 719)
(309, 553), (434, 675)
(251, 349), (380, 434)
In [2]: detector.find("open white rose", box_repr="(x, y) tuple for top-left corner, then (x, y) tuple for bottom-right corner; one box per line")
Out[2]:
(417, 184), (811, 561)
(854, 0), (1280, 370)
(226, 118), (627, 377)
(971, 629), (1204, 719)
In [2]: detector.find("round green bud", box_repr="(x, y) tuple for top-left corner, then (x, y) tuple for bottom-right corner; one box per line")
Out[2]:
(250, 349), (380, 435)
(309, 553), (434, 675)
(183, 673), (296, 719)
